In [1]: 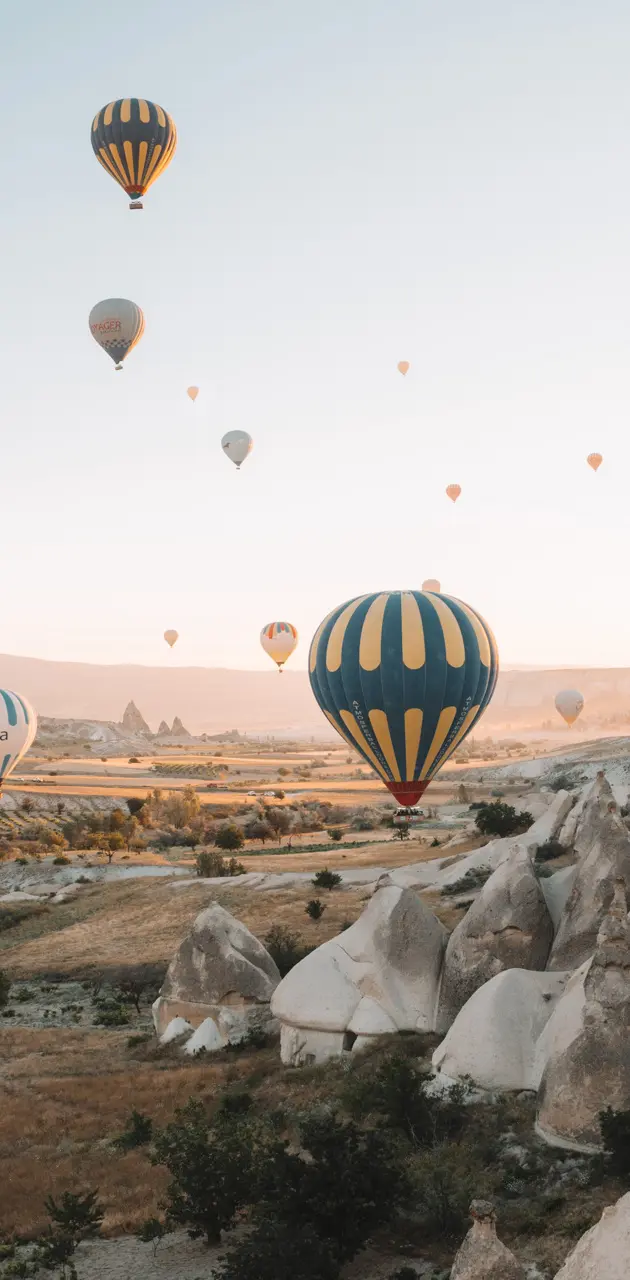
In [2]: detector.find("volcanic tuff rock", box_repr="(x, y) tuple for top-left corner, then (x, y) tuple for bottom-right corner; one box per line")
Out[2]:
(436, 845), (554, 1030)
(450, 1200), (525, 1280)
(157, 720), (170, 735)
(553, 1190), (630, 1279)
(548, 773), (630, 971)
(120, 701), (151, 736)
(170, 716), (191, 737)
(537, 879), (630, 1151)
(152, 903), (280, 1044)
(271, 880), (447, 1066)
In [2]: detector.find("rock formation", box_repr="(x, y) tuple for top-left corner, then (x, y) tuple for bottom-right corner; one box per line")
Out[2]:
(121, 701), (151, 736)
(548, 774), (630, 971)
(436, 845), (554, 1029)
(554, 1190), (630, 1279)
(433, 969), (569, 1092)
(157, 720), (170, 735)
(450, 1200), (525, 1279)
(537, 880), (630, 1150)
(271, 881), (447, 1065)
(171, 716), (191, 737)
(153, 903), (280, 1047)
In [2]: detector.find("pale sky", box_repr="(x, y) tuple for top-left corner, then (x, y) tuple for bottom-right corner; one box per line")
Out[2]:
(3, 0), (630, 670)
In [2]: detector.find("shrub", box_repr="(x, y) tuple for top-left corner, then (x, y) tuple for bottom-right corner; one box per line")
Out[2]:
(474, 802), (533, 838)
(216, 1221), (338, 1280)
(114, 1109), (154, 1151)
(44, 1188), (104, 1241)
(395, 825), (411, 841)
(305, 898), (326, 921)
(0, 970), (10, 1008)
(196, 849), (225, 877)
(52, 854), (70, 865)
(327, 828), (344, 843)
(137, 1216), (168, 1256)
(600, 1105), (630, 1177)
(127, 796), (146, 816)
(215, 824), (245, 852)
(128, 757), (139, 764)
(413, 1142), (481, 1241)
(442, 865), (493, 896)
(548, 773), (577, 793)
(535, 839), (566, 863)
(343, 1053), (467, 1148)
(264, 925), (312, 977)
(312, 868), (342, 891)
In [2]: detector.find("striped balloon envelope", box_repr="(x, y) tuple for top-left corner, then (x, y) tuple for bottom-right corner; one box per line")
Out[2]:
(91, 99), (177, 209)
(309, 590), (498, 806)
(260, 621), (298, 671)
(0, 690), (37, 788)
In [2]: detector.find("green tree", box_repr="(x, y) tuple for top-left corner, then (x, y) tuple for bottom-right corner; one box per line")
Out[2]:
(327, 828), (344, 843)
(0, 969), (10, 1008)
(305, 899), (326, 921)
(215, 825), (245, 852)
(196, 849), (226, 877)
(217, 1221), (338, 1280)
(312, 868), (342, 891)
(474, 802), (533, 838)
(264, 925), (311, 977)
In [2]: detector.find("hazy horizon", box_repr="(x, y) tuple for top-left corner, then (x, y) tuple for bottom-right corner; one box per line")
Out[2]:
(4, 2), (630, 671)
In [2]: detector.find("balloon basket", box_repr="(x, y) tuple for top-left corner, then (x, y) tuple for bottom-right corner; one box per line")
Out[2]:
(114, 364), (123, 372)
(129, 201), (144, 210)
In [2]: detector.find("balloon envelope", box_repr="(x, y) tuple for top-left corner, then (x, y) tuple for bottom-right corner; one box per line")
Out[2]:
(0, 690), (37, 786)
(587, 453), (603, 471)
(91, 99), (177, 207)
(222, 431), (253, 469)
(422, 579), (441, 592)
(89, 299), (145, 369)
(555, 689), (584, 726)
(164, 630), (178, 648)
(397, 361), (410, 375)
(446, 484), (461, 503)
(187, 386), (199, 402)
(309, 590), (498, 806)
(260, 621), (298, 669)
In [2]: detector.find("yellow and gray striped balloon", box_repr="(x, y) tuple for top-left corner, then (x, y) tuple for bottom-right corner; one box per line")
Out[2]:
(309, 590), (498, 805)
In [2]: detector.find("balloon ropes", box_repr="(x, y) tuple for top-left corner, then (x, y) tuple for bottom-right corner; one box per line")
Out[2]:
(309, 589), (498, 805)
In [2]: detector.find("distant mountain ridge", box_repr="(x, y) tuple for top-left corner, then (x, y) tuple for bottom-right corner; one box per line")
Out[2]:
(1, 653), (630, 736)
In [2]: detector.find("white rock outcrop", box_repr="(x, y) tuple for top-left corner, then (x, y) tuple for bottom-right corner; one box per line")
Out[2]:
(436, 846), (554, 1029)
(271, 881), (447, 1065)
(153, 903), (280, 1047)
(433, 969), (570, 1092)
(548, 774), (630, 971)
(554, 1190), (630, 1279)
(159, 1016), (193, 1045)
(537, 879), (630, 1151)
(451, 1200), (525, 1279)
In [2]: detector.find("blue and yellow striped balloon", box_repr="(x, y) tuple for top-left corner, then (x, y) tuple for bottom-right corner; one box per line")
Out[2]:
(309, 590), (498, 805)
(0, 690), (37, 787)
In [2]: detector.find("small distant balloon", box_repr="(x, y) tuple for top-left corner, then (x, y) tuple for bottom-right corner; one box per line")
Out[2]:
(260, 621), (298, 672)
(0, 690), (37, 789)
(187, 386), (199, 402)
(222, 431), (253, 470)
(89, 299), (144, 370)
(446, 484), (461, 503)
(555, 689), (584, 726)
(397, 361), (410, 376)
(164, 630), (178, 649)
(422, 579), (441, 592)
(587, 453), (603, 472)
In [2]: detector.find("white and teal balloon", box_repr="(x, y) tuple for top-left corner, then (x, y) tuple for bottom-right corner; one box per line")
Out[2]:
(0, 690), (37, 785)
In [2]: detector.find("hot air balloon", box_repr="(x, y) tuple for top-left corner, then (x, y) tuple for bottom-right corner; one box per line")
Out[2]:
(89, 299), (145, 370)
(555, 689), (584, 726)
(446, 484), (461, 503)
(422, 579), (441, 592)
(222, 431), (253, 470)
(164, 630), (178, 648)
(309, 590), (498, 806)
(397, 361), (410, 375)
(587, 453), (603, 472)
(187, 387), (199, 402)
(0, 690), (37, 790)
(91, 99), (177, 209)
(260, 621), (298, 672)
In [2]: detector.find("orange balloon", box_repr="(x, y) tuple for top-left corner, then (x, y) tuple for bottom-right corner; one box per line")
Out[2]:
(587, 452), (602, 471)
(397, 361), (410, 375)
(187, 386), (199, 402)
(422, 579), (441, 592)
(446, 484), (461, 503)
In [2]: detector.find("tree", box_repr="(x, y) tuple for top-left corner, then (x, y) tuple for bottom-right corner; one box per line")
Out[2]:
(196, 849), (225, 877)
(600, 1106), (630, 1177)
(217, 1221), (338, 1280)
(474, 802), (533, 838)
(114, 1109), (154, 1150)
(127, 796), (147, 816)
(245, 819), (273, 844)
(215, 825), (245, 852)
(328, 828), (344, 843)
(150, 1099), (275, 1244)
(264, 925), (311, 977)
(265, 807), (290, 843)
(312, 868), (342, 891)
(394, 824), (410, 841)
(109, 808), (127, 831)
(305, 899), (326, 921)
(44, 1189), (104, 1243)
(163, 785), (201, 829)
